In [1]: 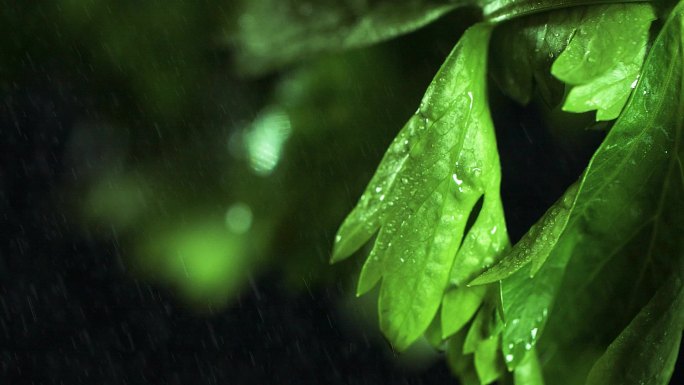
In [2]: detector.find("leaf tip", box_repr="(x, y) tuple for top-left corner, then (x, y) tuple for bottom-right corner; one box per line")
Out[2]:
(355, 276), (379, 298)
(468, 273), (500, 287)
(330, 233), (355, 264)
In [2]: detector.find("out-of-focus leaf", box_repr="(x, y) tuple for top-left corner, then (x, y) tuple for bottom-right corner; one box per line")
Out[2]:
(585, 275), (684, 385)
(441, 285), (486, 338)
(464, 306), (489, 354)
(331, 23), (508, 351)
(234, 0), (655, 75)
(233, 0), (464, 74)
(474, 333), (504, 384)
(463, 299), (503, 351)
(551, 4), (655, 120)
(458, 298), (505, 383)
(446, 331), (481, 385)
(514, 349), (545, 385)
(424, 310), (445, 349)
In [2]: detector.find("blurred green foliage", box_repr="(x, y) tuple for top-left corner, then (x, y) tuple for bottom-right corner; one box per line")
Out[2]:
(1, 0), (473, 308)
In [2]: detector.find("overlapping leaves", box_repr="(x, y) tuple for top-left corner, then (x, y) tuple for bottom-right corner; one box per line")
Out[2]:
(238, 0), (684, 383)
(490, 6), (593, 105)
(551, 4), (655, 120)
(470, 4), (682, 378)
(490, 3), (654, 108)
(332, 22), (509, 351)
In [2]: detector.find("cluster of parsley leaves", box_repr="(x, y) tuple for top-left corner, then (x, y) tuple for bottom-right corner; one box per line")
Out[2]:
(237, 0), (684, 384)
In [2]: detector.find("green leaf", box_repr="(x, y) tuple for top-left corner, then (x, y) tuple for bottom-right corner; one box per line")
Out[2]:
(464, 305), (490, 354)
(441, 284), (486, 338)
(459, 298), (505, 383)
(536, 8), (684, 383)
(475, 333), (505, 384)
(377, 23), (504, 350)
(333, 121), (414, 265)
(481, 0), (650, 23)
(585, 275), (684, 385)
(551, 4), (655, 120)
(446, 194), (509, 288)
(424, 308), (446, 349)
(489, 7), (585, 105)
(493, 2), (684, 372)
(514, 349), (545, 385)
(464, 299), (504, 352)
(233, 0), (462, 74)
(446, 331), (481, 385)
(470, 183), (578, 285)
(489, 3), (654, 107)
(333, 22), (510, 350)
(498, 230), (578, 369)
(324, 0), (682, 381)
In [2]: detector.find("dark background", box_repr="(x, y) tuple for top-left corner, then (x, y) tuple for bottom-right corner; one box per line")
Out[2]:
(1, 2), (682, 384)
